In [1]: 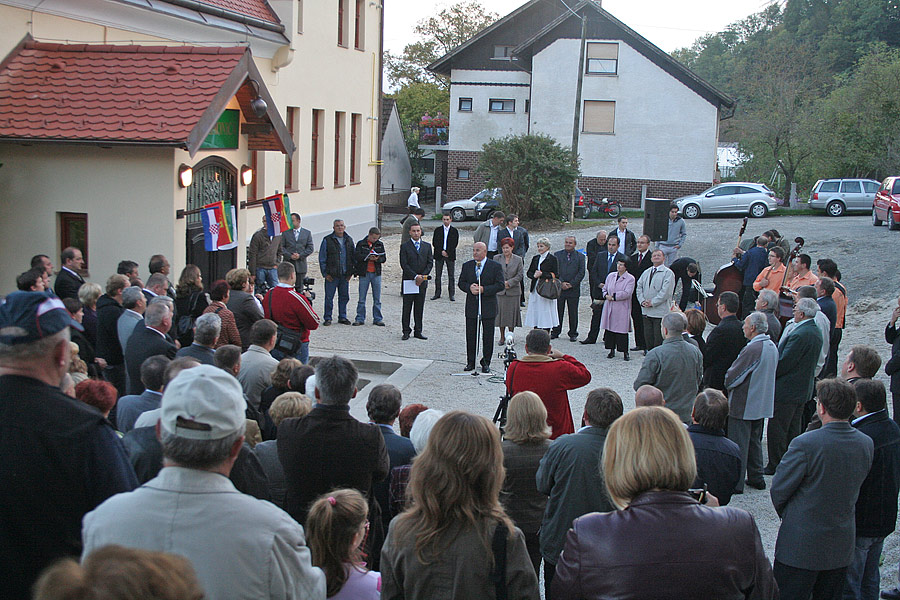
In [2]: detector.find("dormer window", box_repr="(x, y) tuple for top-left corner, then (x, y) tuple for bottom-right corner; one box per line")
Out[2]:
(492, 45), (515, 60)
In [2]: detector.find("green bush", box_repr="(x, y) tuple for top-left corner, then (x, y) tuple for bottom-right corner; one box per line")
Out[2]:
(478, 134), (580, 221)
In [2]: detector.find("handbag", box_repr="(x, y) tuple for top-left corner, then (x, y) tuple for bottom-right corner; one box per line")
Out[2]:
(267, 291), (304, 356)
(490, 523), (508, 600)
(536, 274), (562, 300)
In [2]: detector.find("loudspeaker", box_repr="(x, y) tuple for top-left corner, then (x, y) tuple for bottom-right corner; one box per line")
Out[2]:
(644, 198), (672, 242)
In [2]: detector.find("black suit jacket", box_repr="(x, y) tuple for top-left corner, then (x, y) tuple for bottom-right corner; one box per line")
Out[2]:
(554, 249), (586, 298)
(53, 269), (84, 300)
(590, 251), (627, 300)
(373, 425), (416, 530)
(432, 225), (459, 261)
(526, 252), (558, 293)
(458, 259), (505, 319)
(278, 406), (389, 525)
(703, 315), (747, 390)
(124, 325), (177, 394)
(608, 228), (637, 256)
(399, 239), (434, 295)
(628, 250), (653, 280)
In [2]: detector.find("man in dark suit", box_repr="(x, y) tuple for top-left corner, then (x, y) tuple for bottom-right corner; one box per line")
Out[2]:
(771, 378), (873, 599)
(282, 213), (315, 292)
(608, 216), (637, 256)
(431, 214), (458, 301)
(53, 246), (86, 300)
(124, 302), (177, 394)
(847, 379), (900, 600)
(552, 236), (585, 342)
(399, 223), (433, 341)
(628, 235), (653, 352)
(581, 235), (626, 345)
(458, 242), (505, 373)
(366, 384), (416, 539)
(702, 291), (746, 391)
(766, 297), (824, 474)
(670, 257), (702, 311)
(277, 356), (389, 565)
(115, 355), (169, 433)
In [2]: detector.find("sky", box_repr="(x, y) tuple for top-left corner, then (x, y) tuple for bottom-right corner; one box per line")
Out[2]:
(383, 0), (774, 57)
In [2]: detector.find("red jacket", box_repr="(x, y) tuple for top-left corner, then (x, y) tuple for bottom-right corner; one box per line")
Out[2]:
(507, 354), (592, 439)
(264, 285), (319, 343)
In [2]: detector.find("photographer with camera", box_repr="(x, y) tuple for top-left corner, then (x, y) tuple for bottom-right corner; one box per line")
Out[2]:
(263, 262), (320, 365)
(354, 227), (387, 326)
(505, 329), (591, 440)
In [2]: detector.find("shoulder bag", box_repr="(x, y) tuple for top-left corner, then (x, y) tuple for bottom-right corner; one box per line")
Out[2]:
(536, 273), (562, 300)
(267, 291), (304, 356)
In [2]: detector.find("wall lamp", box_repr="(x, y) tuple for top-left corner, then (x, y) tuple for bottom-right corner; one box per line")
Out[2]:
(178, 164), (193, 188)
(240, 165), (253, 186)
(247, 79), (268, 118)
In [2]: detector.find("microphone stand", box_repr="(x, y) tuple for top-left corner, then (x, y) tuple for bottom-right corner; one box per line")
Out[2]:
(473, 266), (482, 376)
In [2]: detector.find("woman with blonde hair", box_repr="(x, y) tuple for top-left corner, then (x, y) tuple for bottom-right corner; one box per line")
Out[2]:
(523, 237), (559, 331)
(551, 406), (776, 599)
(254, 392), (313, 509)
(173, 265), (209, 347)
(78, 281), (103, 346)
(501, 391), (551, 577)
(381, 411), (540, 599)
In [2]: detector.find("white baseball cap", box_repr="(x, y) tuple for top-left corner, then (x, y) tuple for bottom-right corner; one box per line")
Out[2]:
(160, 364), (246, 440)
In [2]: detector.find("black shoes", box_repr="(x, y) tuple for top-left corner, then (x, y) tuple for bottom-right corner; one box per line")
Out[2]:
(402, 333), (410, 340)
(630, 346), (644, 352)
(763, 465), (777, 476)
(352, 321), (364, 326)
(881, 588), (900, 599)
(481, 365), (490, 374)
(323, 320), (332, 326)
(464, 363), (476, 371)
(746, 479), (766, 490)
(449, 296), (455, 302)
(374, 321), (385, 327)
(607, 350), (615, 358)
(569, 336), (578, 342)
(414, 333), (428, 340)
(431, 295), (440, 300)
(623, 352), (630, 361)
(580, 339), (595, 345)
(338, 318), (352, 325)
(550, 332), (560, 340)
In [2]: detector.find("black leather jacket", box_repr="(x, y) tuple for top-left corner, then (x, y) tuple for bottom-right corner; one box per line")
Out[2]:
(552, 490), (777, 600)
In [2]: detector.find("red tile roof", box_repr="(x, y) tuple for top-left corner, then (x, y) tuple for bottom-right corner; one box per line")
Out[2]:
(193, 0), (280, 24)
(0, 41), (247, 145)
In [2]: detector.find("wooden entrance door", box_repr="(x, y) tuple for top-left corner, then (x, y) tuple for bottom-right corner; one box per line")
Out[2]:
(186, 157), (237, 283)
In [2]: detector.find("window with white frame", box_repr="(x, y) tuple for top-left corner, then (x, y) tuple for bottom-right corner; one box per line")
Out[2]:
(489, 98), (515, 113)
(586, 42), (618, 74)
(492, 45), (515, 59)
(582, 100), (615, 134)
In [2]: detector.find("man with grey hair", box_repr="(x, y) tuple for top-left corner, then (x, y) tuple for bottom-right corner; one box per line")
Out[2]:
(278, 355), (389, 566)
(765, 297), (824, 474)
(0, 292), (137, 597)
(175, 313), (220, 366)
(82, 365), (325, 599)
(117, 286), (146, 351)
(124, 301), (176, 395)
(725, 311), (779, 493)
(755, 288), (783, 343)
(633, 311), (703, 423)
(785, 285), (830, 377)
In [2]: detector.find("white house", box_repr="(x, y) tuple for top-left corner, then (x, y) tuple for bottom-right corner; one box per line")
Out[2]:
(0, 0), (383, 289)
(429, 0), (734, 207)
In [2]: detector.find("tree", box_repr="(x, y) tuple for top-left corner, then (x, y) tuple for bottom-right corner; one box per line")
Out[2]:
(385, 1), (499, 89)
(478, 135), (580, 221)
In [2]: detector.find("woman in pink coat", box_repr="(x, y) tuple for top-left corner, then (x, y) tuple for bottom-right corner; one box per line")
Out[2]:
(600, 257), (635, 361)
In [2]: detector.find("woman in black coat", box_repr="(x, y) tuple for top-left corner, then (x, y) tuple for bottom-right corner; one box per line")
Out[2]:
(523, 236), (559, 331)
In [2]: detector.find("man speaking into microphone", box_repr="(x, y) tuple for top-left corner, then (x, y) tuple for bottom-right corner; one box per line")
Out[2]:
(458, 242), (504, 373)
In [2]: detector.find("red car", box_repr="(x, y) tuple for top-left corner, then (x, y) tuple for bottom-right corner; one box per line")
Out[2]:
(873, 176), (900, 230)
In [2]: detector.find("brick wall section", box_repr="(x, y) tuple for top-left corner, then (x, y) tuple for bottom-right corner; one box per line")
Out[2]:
(448, 150), (711, 207)
(577, 176), (710, 208)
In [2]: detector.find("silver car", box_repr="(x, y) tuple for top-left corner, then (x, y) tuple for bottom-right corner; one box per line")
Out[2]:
(442, 188), (501, 222)
(675, 182), (778, 219)
(809, 178), (880, 216)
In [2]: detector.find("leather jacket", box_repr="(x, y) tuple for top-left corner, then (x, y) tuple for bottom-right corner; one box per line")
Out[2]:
(551, 490), (777, 600)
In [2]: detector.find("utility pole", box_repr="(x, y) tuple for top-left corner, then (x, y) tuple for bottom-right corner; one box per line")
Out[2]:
(569, 11), (587, 223)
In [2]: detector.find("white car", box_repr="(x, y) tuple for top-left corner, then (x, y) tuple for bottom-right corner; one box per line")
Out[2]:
(675, 182), (778, 219)
(441, 188), (501, 222)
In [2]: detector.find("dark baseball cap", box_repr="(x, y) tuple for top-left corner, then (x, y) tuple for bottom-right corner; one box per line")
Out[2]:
(0, 291), (83, 345)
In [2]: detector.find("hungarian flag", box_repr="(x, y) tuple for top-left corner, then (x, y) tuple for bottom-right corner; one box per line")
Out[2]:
(262, 193), (291, 237)
(218, 203), (238, 251)
(200, 202), (232, 251)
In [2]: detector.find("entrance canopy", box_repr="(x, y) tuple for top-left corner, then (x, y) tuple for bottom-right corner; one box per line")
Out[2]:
(0, 37), (294, 157)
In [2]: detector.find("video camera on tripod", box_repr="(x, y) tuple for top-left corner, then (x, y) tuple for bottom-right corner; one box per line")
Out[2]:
(492, 332), (518, 433)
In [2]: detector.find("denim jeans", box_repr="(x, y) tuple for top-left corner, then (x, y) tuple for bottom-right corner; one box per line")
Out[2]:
(255, 268), (278, 294)
(323, 276), (350, 321)
(355, 272), (383, 324)
(843, 535), (884, 600)
(271, 340), (309, 365)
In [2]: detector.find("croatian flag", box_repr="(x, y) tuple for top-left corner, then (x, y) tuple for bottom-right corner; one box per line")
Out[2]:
(200, 203), (232, 251)
(262, 193), (291, 237)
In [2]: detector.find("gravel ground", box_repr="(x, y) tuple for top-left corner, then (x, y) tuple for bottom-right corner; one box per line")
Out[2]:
(306, 212), (900, 584)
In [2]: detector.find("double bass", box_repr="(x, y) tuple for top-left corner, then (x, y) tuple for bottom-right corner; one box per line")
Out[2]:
(705, 217), (748, 325)
(777, 237), (806, 326)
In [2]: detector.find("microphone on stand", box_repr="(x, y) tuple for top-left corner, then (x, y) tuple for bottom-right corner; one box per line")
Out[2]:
(473, 265), (483, 376)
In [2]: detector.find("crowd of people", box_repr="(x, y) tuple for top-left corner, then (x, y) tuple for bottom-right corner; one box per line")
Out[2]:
(4, 204), (900, 600)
